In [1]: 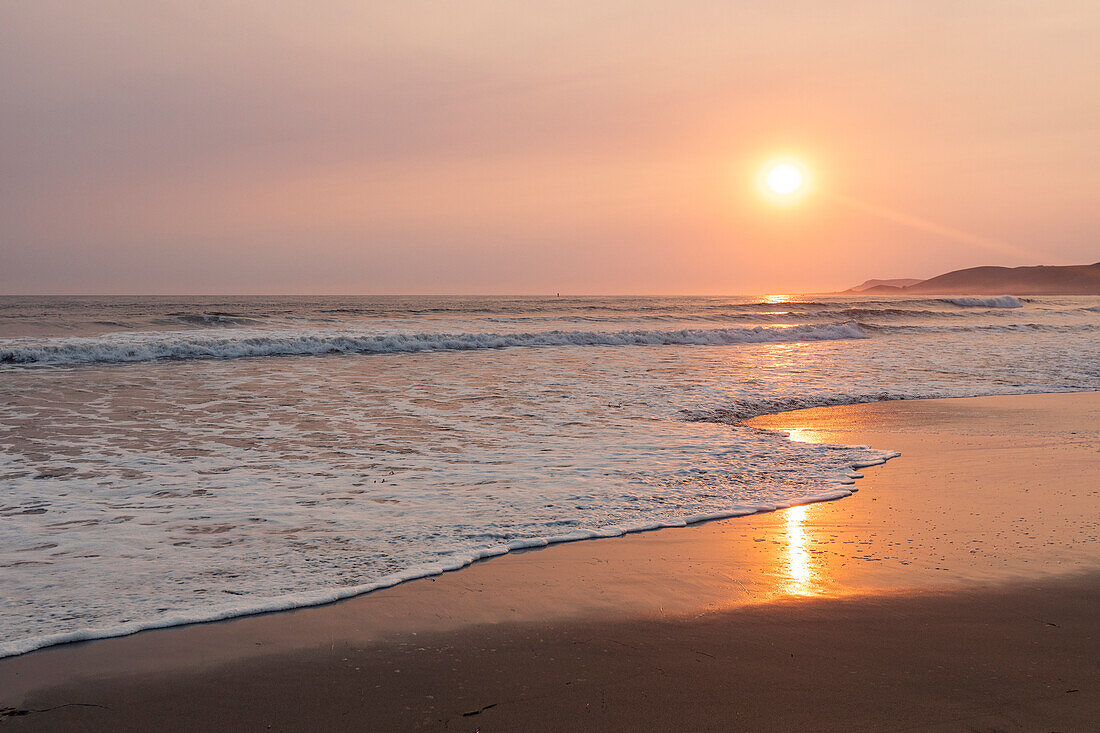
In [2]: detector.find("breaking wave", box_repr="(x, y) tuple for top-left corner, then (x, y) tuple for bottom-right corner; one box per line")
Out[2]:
(941, 295), (1023, 308)
(1, 322), (869, 366)
(162, 312), (264, 327)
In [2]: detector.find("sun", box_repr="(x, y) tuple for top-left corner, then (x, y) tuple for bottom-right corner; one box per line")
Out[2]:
(757, 158), (811, 202)
(765, 163), (803, 195)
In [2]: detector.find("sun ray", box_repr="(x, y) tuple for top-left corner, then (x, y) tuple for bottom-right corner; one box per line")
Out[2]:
(829, 192), (1034, 260)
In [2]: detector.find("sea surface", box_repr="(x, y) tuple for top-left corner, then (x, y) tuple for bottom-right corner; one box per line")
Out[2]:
(2, 294), (1098, 657)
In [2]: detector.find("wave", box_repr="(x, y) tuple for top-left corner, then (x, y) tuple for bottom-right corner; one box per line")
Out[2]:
(0, 322), (869, 366)
(856, 321), (1095, 336)
(482, 307), (985, 325)
(683, 391), (925, 423)
(160, 312), (264, 327)
(682, 382), (1097, 423)
(941, 295), (1023, 308)
(0, 455), (901, 660)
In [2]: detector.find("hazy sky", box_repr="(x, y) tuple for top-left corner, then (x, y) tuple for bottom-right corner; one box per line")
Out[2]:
(2, 1), (1097, 294)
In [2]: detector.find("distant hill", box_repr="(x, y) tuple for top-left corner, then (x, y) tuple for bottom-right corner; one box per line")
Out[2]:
(855, 262), (1100, 295)
(845, 278), (923, 293)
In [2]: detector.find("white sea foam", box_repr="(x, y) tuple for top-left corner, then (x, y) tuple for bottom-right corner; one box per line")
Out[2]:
(0, 322), (867, 366)
(0, 464), (895, 660)
(941, 295), (1023, 308)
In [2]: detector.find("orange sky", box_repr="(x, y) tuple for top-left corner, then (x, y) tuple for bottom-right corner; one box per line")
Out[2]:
(1, 1), (1097, 294)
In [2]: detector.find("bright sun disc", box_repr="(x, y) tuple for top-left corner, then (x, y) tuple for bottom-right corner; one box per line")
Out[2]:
(765, 163), (803, 195)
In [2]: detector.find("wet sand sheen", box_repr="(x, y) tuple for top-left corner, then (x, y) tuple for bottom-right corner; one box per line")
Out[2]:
(1, 392), (1098, 730)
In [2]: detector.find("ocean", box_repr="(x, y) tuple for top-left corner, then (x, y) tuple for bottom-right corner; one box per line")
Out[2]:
(1, 294), (1098, 657)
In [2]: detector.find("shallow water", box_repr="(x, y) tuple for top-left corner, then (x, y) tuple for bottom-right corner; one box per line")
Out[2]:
(1, 294), (1097, 657)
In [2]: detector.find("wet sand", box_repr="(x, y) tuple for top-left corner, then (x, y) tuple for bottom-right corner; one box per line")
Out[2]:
(2, 392), (1098, 731)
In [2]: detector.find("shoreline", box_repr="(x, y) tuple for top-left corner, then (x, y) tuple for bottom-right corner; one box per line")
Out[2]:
(2, 391), (1098, 729)
(1, 393), (909, 661)
(0, 428), (895, 662)
(4, 387), (1089, 662)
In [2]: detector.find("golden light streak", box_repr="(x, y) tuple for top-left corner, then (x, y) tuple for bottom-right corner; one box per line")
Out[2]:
(829, 192), (1034, 260)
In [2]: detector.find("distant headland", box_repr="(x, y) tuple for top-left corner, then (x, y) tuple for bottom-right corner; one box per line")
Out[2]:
(845, 262), (1100, 295)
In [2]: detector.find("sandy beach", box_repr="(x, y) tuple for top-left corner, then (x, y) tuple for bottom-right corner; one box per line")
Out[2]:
(2, 391), (1098, 731)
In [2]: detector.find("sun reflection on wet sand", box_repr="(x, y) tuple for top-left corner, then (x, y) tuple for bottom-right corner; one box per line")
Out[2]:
(782, 505), (819, 596)
(716, 501), (837, 607)
(717, 415), (862, 604)
(784, 426), (832, 445)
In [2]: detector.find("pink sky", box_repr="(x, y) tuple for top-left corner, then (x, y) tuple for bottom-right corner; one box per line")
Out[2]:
(1, 1), (1097, 294)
